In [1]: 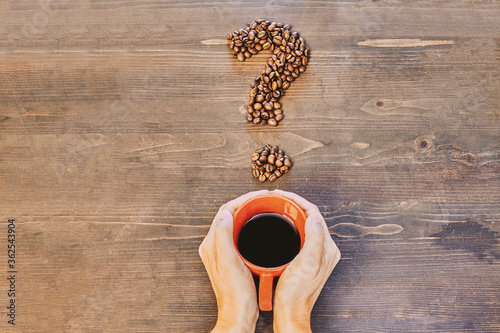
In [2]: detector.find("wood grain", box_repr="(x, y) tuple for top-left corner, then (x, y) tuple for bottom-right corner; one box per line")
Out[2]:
(1, 1), (499, 332)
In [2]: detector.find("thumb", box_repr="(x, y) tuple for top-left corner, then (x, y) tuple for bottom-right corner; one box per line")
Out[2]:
(302, 213), (325, 262)
(288, 213), (325, 279)
(213, 210), (242, 265)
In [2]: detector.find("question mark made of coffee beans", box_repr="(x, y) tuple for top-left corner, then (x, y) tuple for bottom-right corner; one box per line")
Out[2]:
(228, 20), (310, 126)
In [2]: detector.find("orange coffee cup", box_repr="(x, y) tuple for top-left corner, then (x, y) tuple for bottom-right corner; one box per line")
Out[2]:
(233, 194), (307, 311)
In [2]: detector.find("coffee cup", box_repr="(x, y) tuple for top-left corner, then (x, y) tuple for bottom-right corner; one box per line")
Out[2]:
(232, 194), (307, 311)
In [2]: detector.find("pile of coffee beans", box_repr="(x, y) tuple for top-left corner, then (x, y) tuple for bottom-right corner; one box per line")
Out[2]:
(227, 20), (310, 126)
(251, 145), (293, 182)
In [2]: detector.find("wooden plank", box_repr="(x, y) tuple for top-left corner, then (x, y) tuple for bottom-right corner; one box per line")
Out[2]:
(0, 43), (498, 135)
(9, 216), (500, 332)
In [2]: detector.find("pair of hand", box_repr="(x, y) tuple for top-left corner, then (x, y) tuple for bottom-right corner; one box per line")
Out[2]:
(199, 190), (341, 332)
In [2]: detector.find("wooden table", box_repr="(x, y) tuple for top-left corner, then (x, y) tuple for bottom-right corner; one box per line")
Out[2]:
(1, 1), (499, 332)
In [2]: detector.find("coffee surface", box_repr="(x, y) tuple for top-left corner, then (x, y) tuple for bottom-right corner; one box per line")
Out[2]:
(237, 213), (300, 268)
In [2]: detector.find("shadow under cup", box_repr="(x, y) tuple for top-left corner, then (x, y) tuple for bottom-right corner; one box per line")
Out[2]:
(233, 194), (307, 311)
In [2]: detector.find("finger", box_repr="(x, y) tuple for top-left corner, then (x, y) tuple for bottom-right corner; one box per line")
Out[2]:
(213, 210), (243, 273)
(303, 213), (327, 264)
(327, 241), (341, 274)
(272, 190), (330, 244)
(309, 211), (338, 267)
(319, 236), (341, 286)
(288, 213), (325, 279)
(205, 207), (224, 241)
(324, 233), (340, 261)
(201, 209), (233, 277)
(223, 190), (271, 214)
(332, 245), (341, 268)
(271, 190), (321, 216)
(199, 236), (220, 295)
(206, 192), (247, 239)
(199, 230), (216, 269)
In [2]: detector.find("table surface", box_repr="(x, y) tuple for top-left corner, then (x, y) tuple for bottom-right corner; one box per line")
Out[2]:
(1, 1), (499, 332)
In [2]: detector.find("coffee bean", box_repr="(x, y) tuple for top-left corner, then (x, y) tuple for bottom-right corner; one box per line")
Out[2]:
(283, 30), (290, 41)
(258, 174), (267, 182)
(271, 81), (278, 91)
(253, 168), (260, 178)
(257, 31), (267, 39)
(268, 118), (278, 126)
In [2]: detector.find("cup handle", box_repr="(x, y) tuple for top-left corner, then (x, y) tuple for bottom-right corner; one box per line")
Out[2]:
(258, 273), (274, 311)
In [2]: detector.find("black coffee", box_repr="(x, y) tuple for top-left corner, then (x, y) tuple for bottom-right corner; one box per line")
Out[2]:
(237, 213), (301, 268)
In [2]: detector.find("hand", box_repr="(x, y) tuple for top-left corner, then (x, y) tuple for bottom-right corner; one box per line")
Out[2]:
(271, 190), (341, 333)
(199, 190), (270, 333)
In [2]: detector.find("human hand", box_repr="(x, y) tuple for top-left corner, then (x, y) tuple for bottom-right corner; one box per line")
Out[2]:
(271, 190), (341, 333)
(199, 190), (270, 333)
